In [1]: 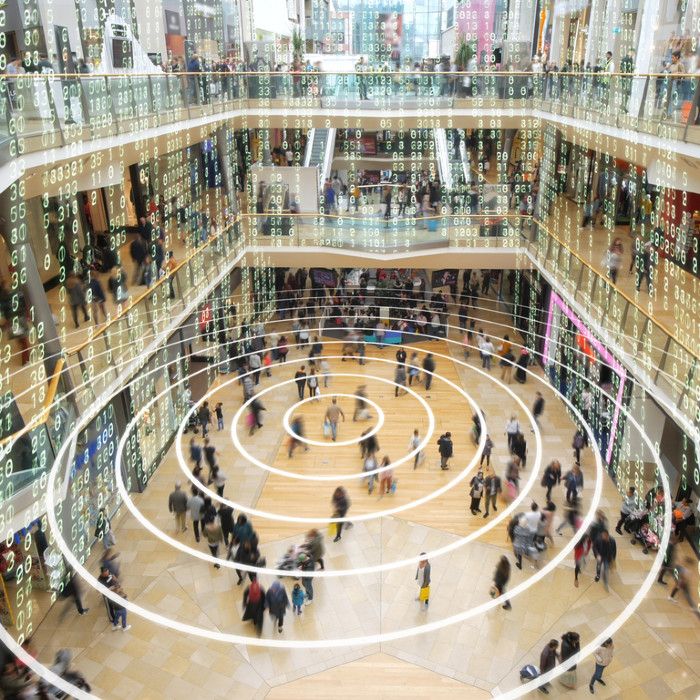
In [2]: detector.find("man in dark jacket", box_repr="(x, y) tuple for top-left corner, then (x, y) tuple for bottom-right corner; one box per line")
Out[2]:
(483, 473), (502, 517)
(129, 236), (146, 284)
(437, 432), (453, 470)
(593, 529), (616, 591)
(422, 353), (436, 391)
(168, 482), (188, 533)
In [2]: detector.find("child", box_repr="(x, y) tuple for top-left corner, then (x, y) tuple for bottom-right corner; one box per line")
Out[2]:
(215, 403), (224, 431)
(263, 351), (273, 377)
(292, 582), (305, 615)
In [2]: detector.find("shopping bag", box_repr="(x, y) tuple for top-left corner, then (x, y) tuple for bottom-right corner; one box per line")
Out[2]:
(390, 479), (398, 494)
(323, 420), (331, 438)
(328, 522), (336, 536)
(315, 386), (321, 397)
(419, 585), (430, 602)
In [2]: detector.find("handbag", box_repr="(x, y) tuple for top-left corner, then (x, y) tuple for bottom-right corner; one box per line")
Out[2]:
(418, 585), (430, 602)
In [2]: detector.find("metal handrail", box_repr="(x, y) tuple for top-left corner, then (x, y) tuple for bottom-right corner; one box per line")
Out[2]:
(0, 357), (64, 449)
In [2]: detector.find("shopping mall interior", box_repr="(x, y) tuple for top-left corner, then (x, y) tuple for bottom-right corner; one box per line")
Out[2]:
(0, 0), (699, 697)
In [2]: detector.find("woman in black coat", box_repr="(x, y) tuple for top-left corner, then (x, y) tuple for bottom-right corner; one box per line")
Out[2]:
(560, 630), (581, 688)
(492, 555), (511, 610)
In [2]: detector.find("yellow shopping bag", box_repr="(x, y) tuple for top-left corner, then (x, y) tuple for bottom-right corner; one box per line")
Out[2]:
(419, 585), (430, 602)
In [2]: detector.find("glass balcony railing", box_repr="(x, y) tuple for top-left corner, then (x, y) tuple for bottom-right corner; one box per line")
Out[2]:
(528, 222), (699, 429)
(1, 71), (698, 160)
(243, 212), (530, 252)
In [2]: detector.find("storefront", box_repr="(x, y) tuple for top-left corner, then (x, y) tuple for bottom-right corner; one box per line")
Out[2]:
(542, 289), (630, 468)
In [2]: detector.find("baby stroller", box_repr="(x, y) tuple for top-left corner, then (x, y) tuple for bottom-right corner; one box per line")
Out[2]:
(182, 401), (200, 434)
(625, 507), (648, 535)
(633, 522), (660, 554)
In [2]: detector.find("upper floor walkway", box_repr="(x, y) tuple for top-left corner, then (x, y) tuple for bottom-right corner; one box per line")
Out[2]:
(2, 71), (699, 196)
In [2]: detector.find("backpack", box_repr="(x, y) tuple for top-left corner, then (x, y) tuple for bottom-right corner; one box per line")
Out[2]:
(520, 664), (540, 681)
(507, 513), (523, 541)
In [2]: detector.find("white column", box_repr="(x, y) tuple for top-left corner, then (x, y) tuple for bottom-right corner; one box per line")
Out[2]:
(627, 0), (661, 115)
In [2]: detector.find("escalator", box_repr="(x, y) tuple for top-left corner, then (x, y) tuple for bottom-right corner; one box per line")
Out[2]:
(304, 127), (336, 189)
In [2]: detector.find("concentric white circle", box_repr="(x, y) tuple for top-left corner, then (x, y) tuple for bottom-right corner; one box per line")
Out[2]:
(280, 391), (385, 448)
(226, 369), (434, 481)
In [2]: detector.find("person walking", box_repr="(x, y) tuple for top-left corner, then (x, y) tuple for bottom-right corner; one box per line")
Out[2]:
(588, 638), (614, 693)
(656, 533), (677, 585)
(168, 482), (188, 533)
(307, 368), (319, 399)
(198, 401), (212, 437)
(66, 273), (90, 328)
(395, 347), (407, 367)
(353, 385), (368, 421)
(266, 580), (290, 633)
(564, 463), (583, 504)
(469, 471), (485, 514)
(324, 398), (345, 441)
(572, 428), (585, 464)
(483, 471), (502, 517)
(363, 451), (378, 494)
(492, 555), (511, 609)
(615, 486), (636, 534)
(668, 557), (700, 618)
(297, 552), (315, 605)
(242, 576), (266, 636)
(378, 455), (394, 496)
(208, 465), (227, 497)
(394, 363), (407, 396)
(203, 517), (223, 568)
(480, 434), (493, 467)
(422, 353), (436, 391)
(532, 391), (545, 429)
(214, 402), (225, 431)
(480, 335), (494, 370)
(415, 555), (431, 609)
(187, 491), (205, 543)
(574, 530), (592, 588)
(218, 503), (234, 546)
(99, 566), (131, 632)
(409, 429), (423, 469)
(542, 460), (561, 502)
(203, 437), (219, 473)
(511, 515), (534, 570)
(89, 276), (108, 324)
(559, 631), (581, 689)
(305, 528), (325, 570)
(593, 529), (616, 591)
(505, 415), (520, 453)
(538, 639), (559, 694)
(331, 486), (350, 542)
(294, 366), (307, 400)
(437, 432), (453, 470)
(288, 416), (306, 457)
(189, 437), (202, 469)
(408, 351), (421, 386)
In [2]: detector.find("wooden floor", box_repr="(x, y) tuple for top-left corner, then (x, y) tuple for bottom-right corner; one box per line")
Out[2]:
(265, 653), (490, 699)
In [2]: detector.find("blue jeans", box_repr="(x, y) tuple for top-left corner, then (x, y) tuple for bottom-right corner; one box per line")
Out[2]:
(330, 421), (338, 440)
(590, 663), (605, 685)
(113, 608), (127, 628)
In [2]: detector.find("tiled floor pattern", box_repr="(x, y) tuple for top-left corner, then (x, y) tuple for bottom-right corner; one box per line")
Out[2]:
(22, 290), (700, 698)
